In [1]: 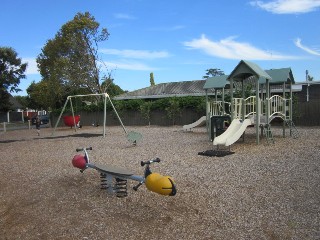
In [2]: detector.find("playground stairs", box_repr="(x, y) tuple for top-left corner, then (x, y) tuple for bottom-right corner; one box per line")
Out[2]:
(285, 120), (299, 139)
(263, 124), (274, 144)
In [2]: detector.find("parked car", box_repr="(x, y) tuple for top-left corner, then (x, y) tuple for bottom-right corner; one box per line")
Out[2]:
(31, 115), (50, 125)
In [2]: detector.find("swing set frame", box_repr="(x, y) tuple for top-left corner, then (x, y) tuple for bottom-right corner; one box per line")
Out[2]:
(52, 93), (128, 138)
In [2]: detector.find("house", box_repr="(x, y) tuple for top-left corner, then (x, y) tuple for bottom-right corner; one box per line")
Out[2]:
(114, 80), (215, 100)
(294, 81), (320, 102)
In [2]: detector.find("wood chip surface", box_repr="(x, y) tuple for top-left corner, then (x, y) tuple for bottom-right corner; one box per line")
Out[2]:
(0, 125), (319, 239)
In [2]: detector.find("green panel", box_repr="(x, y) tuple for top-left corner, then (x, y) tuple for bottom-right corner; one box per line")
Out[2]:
(228, 60), (272, 82)
(262, 68), (294, 84)
(203, 75), (229, 89)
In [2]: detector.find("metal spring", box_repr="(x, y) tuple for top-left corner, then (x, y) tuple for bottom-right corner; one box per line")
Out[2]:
(100, 173), (109, 190)
(114, 178), (128, 198)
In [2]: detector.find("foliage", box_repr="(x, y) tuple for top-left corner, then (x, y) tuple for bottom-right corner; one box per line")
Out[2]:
(307, 75), (313, 81)
(50, 95), (206, 124)
(101, 77), (125, 97)
(203, 68), (224, 79)
(0, 47), (27, 111)
(288, 93), (301, 120)
(36, 12), (110, 109)
(233, 83), (254, 98)
(150, 72), (155, 86)
(139, 101), (152, 126)
(177, 96), (206, 113)
(165, 98), (182, 125)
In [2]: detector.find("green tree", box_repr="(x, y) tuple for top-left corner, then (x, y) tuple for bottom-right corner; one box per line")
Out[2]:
(150, 72), (155, 86)
(140, 101), (152, 126)
(101, 75), (125, 97)
(0, 47), (27, 111)
(36, 12), (110, 108)
(165, 98), (181, 125)
(27, 81), (62, 110)
(203, 68), (224, 79)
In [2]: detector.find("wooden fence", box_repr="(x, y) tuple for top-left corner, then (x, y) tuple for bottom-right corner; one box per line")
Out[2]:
(50, 108), (204, 128)
(293, 100), (320, 126)
(1, 99), (320, 127)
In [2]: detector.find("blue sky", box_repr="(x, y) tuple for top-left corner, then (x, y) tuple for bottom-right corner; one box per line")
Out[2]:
(1, 0), (320, 96)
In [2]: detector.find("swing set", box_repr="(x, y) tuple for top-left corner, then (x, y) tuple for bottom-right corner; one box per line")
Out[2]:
(52, 93), (142, 144)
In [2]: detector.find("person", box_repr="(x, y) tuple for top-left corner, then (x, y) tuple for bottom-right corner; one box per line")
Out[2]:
(35, 116), (41, 136)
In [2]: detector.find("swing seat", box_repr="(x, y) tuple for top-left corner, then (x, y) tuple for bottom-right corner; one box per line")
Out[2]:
(63, 115), (80, 127)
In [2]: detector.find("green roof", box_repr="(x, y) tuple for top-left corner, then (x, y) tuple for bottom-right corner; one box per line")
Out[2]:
(263, 68), (295, 84)
(203, 61), (294, 90)
(227, 60), (272, 82)
(203, 75), (230, 89)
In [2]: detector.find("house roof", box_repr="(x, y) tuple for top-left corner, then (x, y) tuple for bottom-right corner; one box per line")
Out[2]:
(114, 80), (214, 100)
(114, 61), (296, 100)
(9, 93), (22, 110)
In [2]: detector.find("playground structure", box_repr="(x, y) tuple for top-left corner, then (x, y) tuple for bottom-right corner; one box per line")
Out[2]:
(183, 116), (206, 131)
(72, 147), (177, 198)
(201, 60), (298, 146)
(52, 93), (142, 144)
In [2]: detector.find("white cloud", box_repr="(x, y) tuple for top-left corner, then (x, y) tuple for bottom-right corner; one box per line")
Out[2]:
(250, 0), (320, 14)
(183, 35), (296, 60)
(294, 38), (320, 56)
(104, 60), (156, 71)
(22, 58), (39, 74)
(148, 25), (186, 31)
(114, 13), (136, 20)
(100, 49), (170, 59)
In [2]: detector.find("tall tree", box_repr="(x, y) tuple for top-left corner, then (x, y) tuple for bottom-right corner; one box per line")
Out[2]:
(101, 77), (125, 97)
(150, 72), (155, 86)
(0, 47), (27, 111)
(203, 68), (224, 79)
(36, 12), (110, 108)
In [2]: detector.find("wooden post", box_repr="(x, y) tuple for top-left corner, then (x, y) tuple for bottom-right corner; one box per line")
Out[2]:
(222, 88), (225, 114)
(256, 77), (260, 144)
(69, 98), (77, 132)
(283, 82), (286, 137)
(230, 78), (234, 121)
(242, 80), (245, 121)
(266, 79), (270, 125)
(103, 93), (107, 138)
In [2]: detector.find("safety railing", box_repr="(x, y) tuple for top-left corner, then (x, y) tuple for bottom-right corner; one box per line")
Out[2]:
(244, 96), (256, 118)
(233, 96), (257, 119)
(207, 101), (227, 116)
(268, 95), (291, 120)
(209, 95), (292, 122)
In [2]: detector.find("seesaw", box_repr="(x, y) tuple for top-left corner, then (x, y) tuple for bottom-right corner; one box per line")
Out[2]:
(72, 147), (177, 198)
